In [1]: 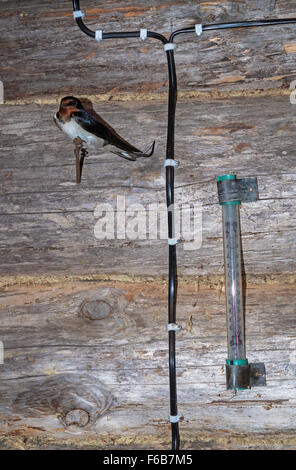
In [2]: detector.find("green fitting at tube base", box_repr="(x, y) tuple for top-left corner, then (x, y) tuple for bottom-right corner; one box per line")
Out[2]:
(226, 358), (249, 390)
(226, 358), (248, 366)
(220, 200), (241, 205)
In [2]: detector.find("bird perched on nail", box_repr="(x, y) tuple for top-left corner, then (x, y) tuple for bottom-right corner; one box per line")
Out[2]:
(54, 96), (155, 161)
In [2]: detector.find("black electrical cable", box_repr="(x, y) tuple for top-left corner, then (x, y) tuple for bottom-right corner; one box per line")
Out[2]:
(165, 48), (179, 450)
(169, 18), (296, 42)
(72, 0), (180, 450)
(71, 1), (296, 451)
(73, 0), (167, 43)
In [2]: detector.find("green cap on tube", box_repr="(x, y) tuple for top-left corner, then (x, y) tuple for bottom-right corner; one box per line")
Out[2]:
(217, 174), (236, 182)
(217, 174), (241, 205)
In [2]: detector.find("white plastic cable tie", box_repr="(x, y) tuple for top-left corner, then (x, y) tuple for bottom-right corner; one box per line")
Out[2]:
(168, 238), (180, 246)
(140, 28), (148, 41)
(169, 414), (181, 423)
(164, 43), (177, 52)
(164, 159), (179, 168)
(95, 30), (103, 42)
(168, 323), (182, 332)
(73, 10), (85, 20)
(195, 23), (203, 36)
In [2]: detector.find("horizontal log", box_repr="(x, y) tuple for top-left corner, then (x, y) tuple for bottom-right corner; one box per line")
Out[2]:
(0, 202), (295, 275)
(1, 1), (296, 101)
(0, 97), (295, 276)
(1, 428), (296, 450)
(0, 279), (295, 448)
(1, 98), (295, 187)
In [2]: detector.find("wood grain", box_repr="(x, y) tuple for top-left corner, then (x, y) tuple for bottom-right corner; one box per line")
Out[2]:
(0, 279), (295, 449)
(1, 0), (296, 450)
(0, 96), (295, 276)
(1, 1), (296, 101)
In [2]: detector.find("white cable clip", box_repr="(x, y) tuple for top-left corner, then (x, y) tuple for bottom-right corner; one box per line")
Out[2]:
(195, 23), (203, 36)
(164, 43), (177, 52)
(168, 238), (180, 246)
(73, 10), (85, 20)
(140, 28), (148, 41)
(170, 414), (181, 423)
(95, 30), (103, 42)
(164, 159), (179, 168)
(168, 323), (182, 332)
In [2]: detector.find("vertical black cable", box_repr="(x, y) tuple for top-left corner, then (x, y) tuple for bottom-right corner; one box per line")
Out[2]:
(71, 0), (296, 451)
(72, 0), (179, 450)
(165, 49), (179, 450)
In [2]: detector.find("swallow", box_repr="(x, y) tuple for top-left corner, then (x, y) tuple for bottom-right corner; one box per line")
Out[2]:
(54, 96), (155, 161)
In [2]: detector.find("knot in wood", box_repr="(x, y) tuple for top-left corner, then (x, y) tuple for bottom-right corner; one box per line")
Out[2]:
(64, 408), (90, 427)
(80, 299), (112, 320)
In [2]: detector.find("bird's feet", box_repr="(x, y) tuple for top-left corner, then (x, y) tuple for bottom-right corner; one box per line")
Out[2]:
(73, 136), (85, 149)
(80, 147), (88, 159)
(73, 137), (88, 183)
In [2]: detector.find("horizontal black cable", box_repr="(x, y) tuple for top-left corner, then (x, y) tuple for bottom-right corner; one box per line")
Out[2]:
(73, 0), (167, 43)
(170, 18), (296, 42)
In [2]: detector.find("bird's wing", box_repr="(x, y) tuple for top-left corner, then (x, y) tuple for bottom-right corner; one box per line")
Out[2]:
(72, 110), (142, 153)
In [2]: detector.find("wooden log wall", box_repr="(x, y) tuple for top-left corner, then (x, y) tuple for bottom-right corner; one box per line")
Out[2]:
(0, 0), (295, 450)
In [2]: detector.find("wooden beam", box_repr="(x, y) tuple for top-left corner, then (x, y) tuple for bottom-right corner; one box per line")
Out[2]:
(1, 1), (296, 100)
(0, 278), (295, 449)
(0, 96), (295, 276)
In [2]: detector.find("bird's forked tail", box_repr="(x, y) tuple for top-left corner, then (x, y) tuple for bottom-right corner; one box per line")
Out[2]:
(138, 140), (155, 158)
(105, 140), (155, 161)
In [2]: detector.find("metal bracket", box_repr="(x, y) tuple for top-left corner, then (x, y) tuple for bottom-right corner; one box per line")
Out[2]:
(226, 362), (266, 390)
(249, 362), (267, 387)
(217, 177), (259, 204)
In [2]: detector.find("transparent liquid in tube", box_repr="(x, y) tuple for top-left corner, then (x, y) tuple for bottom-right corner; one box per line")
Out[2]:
(222, 203), (246, 361)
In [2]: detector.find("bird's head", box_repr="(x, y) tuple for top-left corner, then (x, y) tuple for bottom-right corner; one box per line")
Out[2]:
(58, 96), (83, 119)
